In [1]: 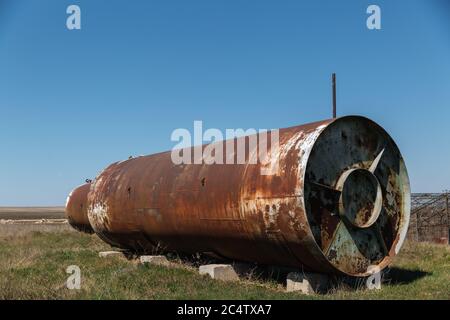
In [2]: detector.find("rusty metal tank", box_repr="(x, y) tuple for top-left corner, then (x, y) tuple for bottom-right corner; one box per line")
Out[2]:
(65, 183), (93, 233)
(65, 116), (410, 277)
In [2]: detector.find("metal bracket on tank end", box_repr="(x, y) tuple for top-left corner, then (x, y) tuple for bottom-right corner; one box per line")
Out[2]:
(369, 149), (385, 174)
(307, 148), (386, 229)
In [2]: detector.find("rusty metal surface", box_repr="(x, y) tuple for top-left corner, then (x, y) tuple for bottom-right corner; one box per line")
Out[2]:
(304, 118), (410, 275)
(65, 183), (93, 233)
(65, 116), (410, 277)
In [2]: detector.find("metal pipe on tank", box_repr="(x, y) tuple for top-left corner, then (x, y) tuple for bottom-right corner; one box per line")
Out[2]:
(65, 116), (410, 277)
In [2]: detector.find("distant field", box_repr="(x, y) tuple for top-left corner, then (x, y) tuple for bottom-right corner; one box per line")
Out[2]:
(0, 207), (65, 220)
(0, 223), (448, 300)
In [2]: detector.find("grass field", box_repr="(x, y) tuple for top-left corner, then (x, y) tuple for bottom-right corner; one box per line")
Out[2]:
(0, 224), (448, 300)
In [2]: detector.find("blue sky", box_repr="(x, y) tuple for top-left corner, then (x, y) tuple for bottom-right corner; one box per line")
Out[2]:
(0, 0), (449, 205)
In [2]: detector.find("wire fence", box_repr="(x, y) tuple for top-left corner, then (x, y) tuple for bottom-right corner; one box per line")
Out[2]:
(407, 192), (450, 244)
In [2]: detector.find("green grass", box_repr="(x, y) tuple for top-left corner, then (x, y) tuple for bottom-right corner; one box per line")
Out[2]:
(0, 230), (448, 300)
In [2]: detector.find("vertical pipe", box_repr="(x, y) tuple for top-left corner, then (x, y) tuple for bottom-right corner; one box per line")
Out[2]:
(332, 73), (337, 118)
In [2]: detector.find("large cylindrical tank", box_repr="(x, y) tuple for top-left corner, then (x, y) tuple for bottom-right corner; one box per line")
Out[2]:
(66, 116), (410, 277)
(65, 183), (93, 233)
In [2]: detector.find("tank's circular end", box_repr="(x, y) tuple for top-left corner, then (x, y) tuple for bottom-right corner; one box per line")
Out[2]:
(304, 116), (410, 277)
(65, 183), (94, 234)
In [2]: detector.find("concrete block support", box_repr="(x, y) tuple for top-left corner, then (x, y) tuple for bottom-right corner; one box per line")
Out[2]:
(139, 255), (170, 266)
(98, 251), (123, 258)
(286, 272), (329, 294)
(199, 264), (239, 282)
